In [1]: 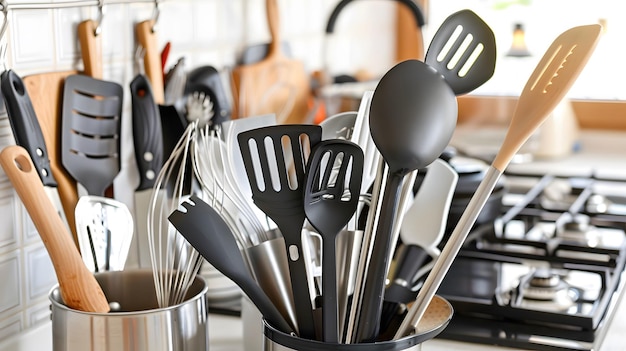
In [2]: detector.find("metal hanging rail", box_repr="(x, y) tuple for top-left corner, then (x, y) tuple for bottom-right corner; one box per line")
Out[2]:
(0, 0), (160, 11)
(0, 0), (162, 39)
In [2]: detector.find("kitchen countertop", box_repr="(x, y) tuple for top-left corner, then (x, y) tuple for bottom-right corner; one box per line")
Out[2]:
(3, 291), (626, 351)
(3, 128), (626, 351)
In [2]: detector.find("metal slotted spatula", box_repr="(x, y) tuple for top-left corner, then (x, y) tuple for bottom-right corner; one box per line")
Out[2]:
(304, 139), (364, 343)
(395, 24), (603, 339)
(425, 9), (496, 95)
(61, 74), (133, 272)
(237, 124), (322, 340)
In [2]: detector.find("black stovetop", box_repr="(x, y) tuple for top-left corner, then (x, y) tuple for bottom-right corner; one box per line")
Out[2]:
(436, 172), (626, 351)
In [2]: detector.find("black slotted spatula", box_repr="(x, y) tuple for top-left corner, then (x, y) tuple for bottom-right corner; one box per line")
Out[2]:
(61, 74), (133, 272)
(237, 124), (321, 340)
(304, 139), (363, 343)
(425, 9), (496, 95)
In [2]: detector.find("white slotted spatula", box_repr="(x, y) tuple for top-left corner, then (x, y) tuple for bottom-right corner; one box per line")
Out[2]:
(395, 24), (603, 339)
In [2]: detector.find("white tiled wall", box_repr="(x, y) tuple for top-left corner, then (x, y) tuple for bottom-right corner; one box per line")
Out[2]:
(0, 0), (398, 342)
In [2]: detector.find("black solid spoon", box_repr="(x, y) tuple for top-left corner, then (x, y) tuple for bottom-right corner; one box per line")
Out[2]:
(354, 59), (458, 342)
(168, 195), (294, 334)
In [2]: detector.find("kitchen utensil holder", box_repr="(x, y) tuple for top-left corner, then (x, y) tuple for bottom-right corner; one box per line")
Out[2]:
(49, 269), (209, 351)
(263, 295), (453, 351)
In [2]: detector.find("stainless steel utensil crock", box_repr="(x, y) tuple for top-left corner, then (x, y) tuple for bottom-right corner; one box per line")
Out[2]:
(50, 269), (209, 351)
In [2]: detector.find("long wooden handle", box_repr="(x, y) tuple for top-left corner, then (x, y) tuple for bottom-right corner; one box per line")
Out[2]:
(266, 0), (281, 57)
(0, 145), (110, 313)
(78, 20), (103, 79)
(136, 20), (165, 104)
(23, 71), (80, 246)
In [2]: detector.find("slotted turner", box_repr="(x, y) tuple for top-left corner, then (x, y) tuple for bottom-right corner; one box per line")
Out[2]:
(395, 24), (602, 339)
(237, 124), (321, 340)
(61, 74), (133, 272)
(425, 9), (496, 95)
(304, 139), (363, 342)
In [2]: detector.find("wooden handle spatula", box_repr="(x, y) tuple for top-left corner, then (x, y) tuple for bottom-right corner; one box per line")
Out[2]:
(0, 145), (110, 313)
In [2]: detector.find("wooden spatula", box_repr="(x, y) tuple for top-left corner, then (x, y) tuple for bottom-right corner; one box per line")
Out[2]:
(0, 145), (110, 313)
(231, 0), (311, 124)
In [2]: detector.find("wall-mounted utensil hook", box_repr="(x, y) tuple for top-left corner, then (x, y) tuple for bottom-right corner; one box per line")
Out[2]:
(93, 0), (104, 36)
(150, 0), (160, 33)
(0, 0), (9, 71)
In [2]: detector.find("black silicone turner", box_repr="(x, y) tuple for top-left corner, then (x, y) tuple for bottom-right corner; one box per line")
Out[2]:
(237, 124), (322, 340)
(61, 74), (132, 273)
(303, 139), (363, 343)
(61, 74), (124, 196)
(168, 195), (293, 334)
(425, 9), (496, 95)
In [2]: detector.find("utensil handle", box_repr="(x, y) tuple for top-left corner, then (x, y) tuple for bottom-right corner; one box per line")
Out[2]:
(240, 280), (294, 335)
(265, 0), (281, 57)
(130, 74), (163, 191)
(282, 231), (317, 340)
(394, 166), (501, 339)
(345, 159), (386, 343)
(1, 70), (56, 187)
(78, 19), (103, 79)
(355, 173), (404, 342)
(322, 239), (339, 342)
(136, 20), (165, 104)
(0, 145), (110, 313)
(390, 245), (430, 290)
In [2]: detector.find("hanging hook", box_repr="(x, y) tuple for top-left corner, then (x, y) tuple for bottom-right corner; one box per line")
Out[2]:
(0, 0), (8, 40)
(151, 0), (160, 33)
(134, 45), (146, 75)
(93, 0), (105, 36)
(0, 0), (9, 70)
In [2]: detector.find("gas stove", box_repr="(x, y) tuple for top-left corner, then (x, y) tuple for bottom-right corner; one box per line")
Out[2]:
(437, 171), (626, 351)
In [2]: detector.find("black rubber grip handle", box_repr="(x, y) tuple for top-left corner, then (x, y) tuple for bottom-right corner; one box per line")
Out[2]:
(130, 74), (163, 191)
(386, 245), (430, 302)
(1, 69), (57, 187)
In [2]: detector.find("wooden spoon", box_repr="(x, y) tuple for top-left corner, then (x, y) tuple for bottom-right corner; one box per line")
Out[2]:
(395, 24), (602, 339)
(0, 145), (110, 313)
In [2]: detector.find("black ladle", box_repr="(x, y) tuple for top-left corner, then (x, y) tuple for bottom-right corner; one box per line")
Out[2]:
(168, 196), (294, 334)
(354, 60), (458, 342)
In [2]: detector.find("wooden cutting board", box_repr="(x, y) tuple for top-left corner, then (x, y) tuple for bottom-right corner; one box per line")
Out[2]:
(17, 20), (104, 246)
(23, 70), (79, 245)
(395, 2), (426, 62)
(231, 0), (311, 124)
